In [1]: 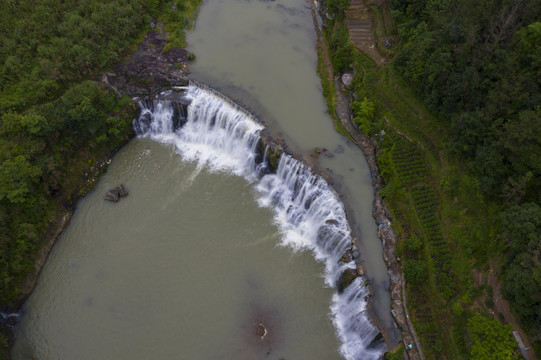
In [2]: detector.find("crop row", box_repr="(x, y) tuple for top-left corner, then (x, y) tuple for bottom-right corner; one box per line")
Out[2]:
(386, 134), (456, 300)
(407, 285), (443, 357)
(410, 185), (456, 300)
(391, 137), (429, 186)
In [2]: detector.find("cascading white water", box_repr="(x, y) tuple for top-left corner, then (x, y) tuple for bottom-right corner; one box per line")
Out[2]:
(256, 154), (384, 359)
(133, 84), (385, 360)
(135, 86), (264, 181)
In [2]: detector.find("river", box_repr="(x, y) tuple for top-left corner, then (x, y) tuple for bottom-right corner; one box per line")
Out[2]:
(186, 0), (396, 344)
(12, 0), (397, 359)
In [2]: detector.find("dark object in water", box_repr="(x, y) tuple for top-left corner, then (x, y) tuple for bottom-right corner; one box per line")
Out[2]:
(104, 184), (129, 202)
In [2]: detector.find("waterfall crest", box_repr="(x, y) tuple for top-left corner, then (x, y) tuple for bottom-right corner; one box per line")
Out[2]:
(133, 84), (386, 359)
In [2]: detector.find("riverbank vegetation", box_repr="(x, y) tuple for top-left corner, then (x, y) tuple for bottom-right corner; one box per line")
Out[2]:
(0, 0), (200, 356)
(319, 0), (540, 358)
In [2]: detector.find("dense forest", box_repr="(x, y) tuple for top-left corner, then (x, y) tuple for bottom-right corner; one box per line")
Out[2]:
(390, 0), (541, 342)
(0, 0), (204, 321)
(0, 0), (163, 309)
(392, 0), (541, 200)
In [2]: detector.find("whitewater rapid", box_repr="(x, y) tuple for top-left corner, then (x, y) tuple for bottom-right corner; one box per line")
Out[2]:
(134, 84), (385, 359)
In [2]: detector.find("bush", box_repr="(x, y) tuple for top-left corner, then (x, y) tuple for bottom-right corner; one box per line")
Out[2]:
(404, 259), (428, 283)
(467, 315), (517, 360)
(405, 235), (423, 251)
(329, 23), (355, 74)
(353, 97), (376, 134)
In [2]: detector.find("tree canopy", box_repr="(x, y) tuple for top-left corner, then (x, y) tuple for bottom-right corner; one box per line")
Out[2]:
(468, 315), (517, 360)
(391, 0), (541, 201)
(0, 0), (172, 307)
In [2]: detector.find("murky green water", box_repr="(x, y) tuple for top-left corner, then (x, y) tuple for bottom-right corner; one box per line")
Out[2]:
(12, 140), (342, 359)
(188, 0), (396, 339)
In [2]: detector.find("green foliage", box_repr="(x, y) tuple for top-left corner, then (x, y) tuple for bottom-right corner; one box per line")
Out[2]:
(384, 345), (404, 360)
(404, 259), (428, 283)
(405, 235), (423, 252)
(387, 1), (541, 351)
(324, 0), (350, 21)
(452, 301), (464, 318)
(379, 180), (398, 199)
(0, 155), (41, 205)
(467, 315), (517, 360)
(391, 0), (541, 200)
(353, 97), (376, 134)
(162, 0), (202, 53)
(316, 39), (350, 138)
(0, 0), (191, 309)
(0, 0), (169, 111)
(329, 23), (355, 74)
(500, 203), (541, 335)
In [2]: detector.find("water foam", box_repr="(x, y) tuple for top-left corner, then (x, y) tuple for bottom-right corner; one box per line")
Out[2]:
(133, 84), (386, 359)
(135, 86), (263, 180)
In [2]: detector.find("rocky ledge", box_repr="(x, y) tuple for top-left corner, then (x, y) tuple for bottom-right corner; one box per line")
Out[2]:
(96, 24), (190, 98)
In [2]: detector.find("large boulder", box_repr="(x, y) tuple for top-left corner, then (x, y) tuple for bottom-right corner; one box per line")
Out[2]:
(104, 189), (119, 202)
(96, 25), (190, 99)
(105, 184), (128, 202)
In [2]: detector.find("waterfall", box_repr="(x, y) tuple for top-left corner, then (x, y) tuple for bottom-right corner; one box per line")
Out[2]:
(134, 86), (264, 180)
(133, 84), (385, 360)
(256, 154), (384, 359)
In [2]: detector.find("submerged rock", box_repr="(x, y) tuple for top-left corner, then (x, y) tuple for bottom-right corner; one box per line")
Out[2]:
(104, 184), (129, 202)
(339, 252), (352, 263)
(116, 184), (128, 197)
(259, 130), (287, 171)
(104, 189), (119, 202)
(325, 219), (339, 226)
(255, 322), (269, 340)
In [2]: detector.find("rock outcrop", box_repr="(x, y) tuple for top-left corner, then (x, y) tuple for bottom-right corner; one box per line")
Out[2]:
(259, 130), (287, 171)
(96, 24), (190, 98)
(337, 268), (359, 293)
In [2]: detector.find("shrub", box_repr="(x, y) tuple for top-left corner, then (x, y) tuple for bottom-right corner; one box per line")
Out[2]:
(404, 259), (428, 283)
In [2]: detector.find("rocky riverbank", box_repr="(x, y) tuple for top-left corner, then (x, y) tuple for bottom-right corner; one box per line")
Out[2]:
(96, 23), (190, 98)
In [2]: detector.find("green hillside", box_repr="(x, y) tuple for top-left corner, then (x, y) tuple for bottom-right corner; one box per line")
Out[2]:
(319, 0), (541, 358)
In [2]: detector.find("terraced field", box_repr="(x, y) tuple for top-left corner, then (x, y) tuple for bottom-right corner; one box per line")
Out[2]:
(344, 0), (386, 65)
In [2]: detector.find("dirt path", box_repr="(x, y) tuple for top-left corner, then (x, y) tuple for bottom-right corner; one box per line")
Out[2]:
(487, 261), (537, 360)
